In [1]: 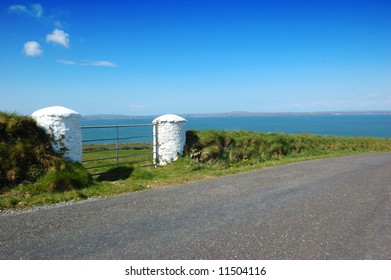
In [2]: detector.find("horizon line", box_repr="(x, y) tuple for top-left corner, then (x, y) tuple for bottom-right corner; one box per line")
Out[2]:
(81, 110), (391, 119)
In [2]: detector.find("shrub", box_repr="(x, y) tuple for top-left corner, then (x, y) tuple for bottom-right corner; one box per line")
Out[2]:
(0, 111), (91, 191)
(184, 130), (391, 164)
(1, 112), (55, 188)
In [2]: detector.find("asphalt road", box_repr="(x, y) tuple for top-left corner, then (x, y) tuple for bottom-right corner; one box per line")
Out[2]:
(1, 153), (390, 260)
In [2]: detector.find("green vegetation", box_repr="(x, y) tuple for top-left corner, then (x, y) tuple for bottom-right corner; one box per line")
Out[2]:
(0, 111), (55, 187)
(1, 125), (391, 210)
(184, 130), (391, 164)
(0, 112), (92, 208)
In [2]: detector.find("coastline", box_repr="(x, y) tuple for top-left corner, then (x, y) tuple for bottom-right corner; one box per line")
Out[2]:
(82, 110), (391, 120)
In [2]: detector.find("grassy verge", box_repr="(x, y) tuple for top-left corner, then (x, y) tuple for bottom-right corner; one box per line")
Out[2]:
(1, 130), (391, 210)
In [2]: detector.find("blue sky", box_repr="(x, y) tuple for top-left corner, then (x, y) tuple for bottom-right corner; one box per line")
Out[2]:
(1, 0), (390, 116)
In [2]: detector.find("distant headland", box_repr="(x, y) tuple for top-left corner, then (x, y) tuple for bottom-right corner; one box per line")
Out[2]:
(82, 111), (391, 120)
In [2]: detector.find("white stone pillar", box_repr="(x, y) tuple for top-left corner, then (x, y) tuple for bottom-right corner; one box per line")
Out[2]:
(152, 114), (187, 165)
(31, 106), (82, 163)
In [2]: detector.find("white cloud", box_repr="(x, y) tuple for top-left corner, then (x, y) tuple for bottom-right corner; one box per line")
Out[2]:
(46, 29), (69, 48)
(23, 41), (43, 57)
(57, 59), (118, 67)
(31, 4), (43, 18)
(8, 3), (43, 18)
(80, 60), (118, 67)
(8, 3), (68, 29)
(8, 5), (28, 14)
(57, 59), (76, 65)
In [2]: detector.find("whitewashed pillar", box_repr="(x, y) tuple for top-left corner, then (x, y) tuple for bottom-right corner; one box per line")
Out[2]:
(31, 106), (82, 162)
(152, 114), (187, 166)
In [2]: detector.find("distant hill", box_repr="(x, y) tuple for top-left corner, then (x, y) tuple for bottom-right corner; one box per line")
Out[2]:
(82, 111), (391, 120)
(81, 114), (156, 120)
(182, 111), (391, 117)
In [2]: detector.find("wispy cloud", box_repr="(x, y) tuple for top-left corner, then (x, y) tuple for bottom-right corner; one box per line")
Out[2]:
(8, 5), (28, 14)
(80, 60), (118, 67)
(46, 29), (70, 48)
(57, 59), (118, 67)
(31, 3), (43, 18)
(8, 3), (43, 18)
(57, 59), (76, 65)
(23, 41), (43, 57)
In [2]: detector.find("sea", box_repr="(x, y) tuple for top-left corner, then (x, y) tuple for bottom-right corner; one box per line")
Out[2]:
(80, 114), (391, 144)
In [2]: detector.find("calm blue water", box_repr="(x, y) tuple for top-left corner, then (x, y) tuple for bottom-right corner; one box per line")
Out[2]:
(81, 114), (391, 144)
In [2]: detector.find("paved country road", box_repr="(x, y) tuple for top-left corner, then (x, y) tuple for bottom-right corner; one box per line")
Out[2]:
(1, 153), (390, 260)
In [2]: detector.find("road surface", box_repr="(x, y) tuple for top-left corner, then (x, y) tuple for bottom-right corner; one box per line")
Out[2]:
(1, 153), (390, 259)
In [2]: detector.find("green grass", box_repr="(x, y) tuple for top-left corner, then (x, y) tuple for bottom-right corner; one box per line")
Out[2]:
(185, 130), (391, 163)
(1, 130), (391, 210)
(82, 143), (154, 174)
(0, 111), (58, 187)
(1, 112), (93, 198)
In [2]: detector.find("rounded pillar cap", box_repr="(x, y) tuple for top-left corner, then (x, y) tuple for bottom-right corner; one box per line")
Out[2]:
(32, 106), (80, 118)
(153, 114), (186, 124)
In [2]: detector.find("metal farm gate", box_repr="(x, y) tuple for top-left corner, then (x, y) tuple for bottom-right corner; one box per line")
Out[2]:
(81, 123), (156, 174)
